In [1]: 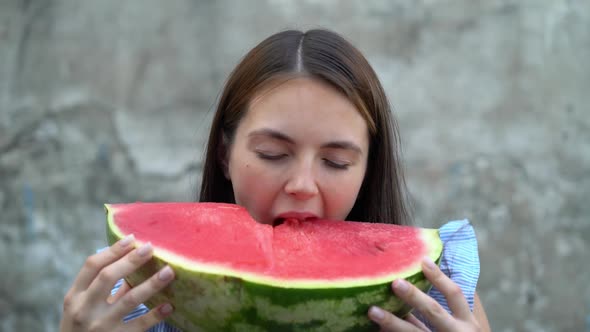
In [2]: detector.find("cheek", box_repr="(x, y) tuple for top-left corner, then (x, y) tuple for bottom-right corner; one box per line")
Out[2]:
(322, 170), (366, 220)
(231, 162), (253, 202)
(230, 161), (277, 212)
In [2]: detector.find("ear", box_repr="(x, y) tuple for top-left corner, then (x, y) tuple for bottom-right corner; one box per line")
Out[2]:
(218, 132), (231, 180)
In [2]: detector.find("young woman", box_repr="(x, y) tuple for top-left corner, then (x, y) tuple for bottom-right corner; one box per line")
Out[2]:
(60, 29), (490, 331)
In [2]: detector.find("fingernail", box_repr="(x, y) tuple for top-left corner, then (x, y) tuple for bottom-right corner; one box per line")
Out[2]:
(368, 306), (385, 321)
(137, 242), (152, 256)
(158, 265), (174, 281)
(119, 234), (135, 247)
(422, 256), (437, 270)
(159, 303), (173, 316)
(394, 279), (409, 294)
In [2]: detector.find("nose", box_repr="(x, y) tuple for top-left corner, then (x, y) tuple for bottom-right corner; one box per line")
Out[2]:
(284, 162), (319, 200)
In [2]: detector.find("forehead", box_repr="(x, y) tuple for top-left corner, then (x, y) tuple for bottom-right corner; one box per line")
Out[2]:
(238, 77), (369, 146)
(248, 77), (359, 120)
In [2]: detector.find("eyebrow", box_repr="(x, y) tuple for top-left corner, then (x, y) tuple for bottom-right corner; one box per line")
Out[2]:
(248, 128), (363, 154)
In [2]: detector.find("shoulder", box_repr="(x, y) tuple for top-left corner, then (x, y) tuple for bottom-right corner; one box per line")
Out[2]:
(429, 220), (481, 311)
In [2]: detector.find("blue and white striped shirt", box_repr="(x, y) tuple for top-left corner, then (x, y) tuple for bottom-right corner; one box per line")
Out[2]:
(113, 219), (480, 331)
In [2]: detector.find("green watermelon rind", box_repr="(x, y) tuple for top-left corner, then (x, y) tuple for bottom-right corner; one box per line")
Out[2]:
(105, 204), (443, 331)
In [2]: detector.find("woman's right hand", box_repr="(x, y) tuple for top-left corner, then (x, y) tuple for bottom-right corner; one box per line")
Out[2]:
(60, 235), (176, 331)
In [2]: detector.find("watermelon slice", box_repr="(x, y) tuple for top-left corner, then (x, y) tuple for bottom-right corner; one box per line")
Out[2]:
(105, 202), (442, 331)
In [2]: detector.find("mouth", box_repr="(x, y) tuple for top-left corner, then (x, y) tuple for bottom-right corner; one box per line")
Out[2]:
(273, 218), (287, 227)
(272, 212), (319, 227)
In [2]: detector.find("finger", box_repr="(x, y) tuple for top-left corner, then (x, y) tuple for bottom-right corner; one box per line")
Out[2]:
(70, 234), (136, 292)
(405, 312), (431, 331)
(109, 265), (175, 319)
(107, 279), (131, 304)
(124, 303), (174, 331)
(392, 279), (454, 331)
(367, 306), (422, 332)
(85, 242), (154, 302)
(421, 256), (472, 319)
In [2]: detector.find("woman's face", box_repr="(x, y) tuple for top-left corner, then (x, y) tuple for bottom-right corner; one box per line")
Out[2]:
(226, 77), (369, 225)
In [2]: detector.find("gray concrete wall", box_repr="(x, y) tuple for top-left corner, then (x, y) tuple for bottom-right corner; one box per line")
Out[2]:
(1, 1), (588, 331)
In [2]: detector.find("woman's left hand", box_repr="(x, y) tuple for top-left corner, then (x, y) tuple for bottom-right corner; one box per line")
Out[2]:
(367, 256), (482, 331)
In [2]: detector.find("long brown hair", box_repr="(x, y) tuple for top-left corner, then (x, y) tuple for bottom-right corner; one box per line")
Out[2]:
(199, 29), (412, 225)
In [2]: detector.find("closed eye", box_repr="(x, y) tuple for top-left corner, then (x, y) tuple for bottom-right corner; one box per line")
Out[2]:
(256, 151), (288, 161)
(323, 158), (350, 170)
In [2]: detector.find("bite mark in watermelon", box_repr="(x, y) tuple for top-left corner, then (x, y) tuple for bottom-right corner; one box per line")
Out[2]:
(105, 202), (442, 331)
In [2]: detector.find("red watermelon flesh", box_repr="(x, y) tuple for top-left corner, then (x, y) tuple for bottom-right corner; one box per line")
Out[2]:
(107, 202), (438, 287)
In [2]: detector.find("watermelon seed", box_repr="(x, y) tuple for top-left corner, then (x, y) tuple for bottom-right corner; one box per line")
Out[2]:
(374, 242), (386, 252)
